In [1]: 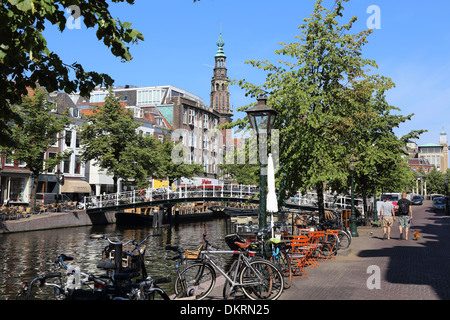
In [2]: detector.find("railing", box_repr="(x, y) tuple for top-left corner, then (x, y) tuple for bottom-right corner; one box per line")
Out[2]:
(83, 184), (367, 212)
(83, 184), (259, 210)
(286, 192), (365, 212)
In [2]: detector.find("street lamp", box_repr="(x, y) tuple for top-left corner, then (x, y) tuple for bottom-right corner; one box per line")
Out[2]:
(246, 94), (277, 229)
(55, 170), (64, 211)
(348, 154), (359, 237)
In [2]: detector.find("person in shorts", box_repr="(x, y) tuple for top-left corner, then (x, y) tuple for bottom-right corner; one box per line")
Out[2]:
(380, 196), (395, 239)
(397, 193), (413, 240)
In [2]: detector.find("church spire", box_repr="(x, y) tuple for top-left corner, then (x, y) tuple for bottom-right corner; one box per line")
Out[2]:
(215, 32), (225, 57)
(210, 29), (231, 116)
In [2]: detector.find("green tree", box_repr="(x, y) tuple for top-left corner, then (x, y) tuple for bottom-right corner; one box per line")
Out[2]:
(5, 87), (72, 212)
(228, 0), (424, 219)
(0, 0), (144, 146)
(78, 90), (142, 192)
(426, 168), (445, 195)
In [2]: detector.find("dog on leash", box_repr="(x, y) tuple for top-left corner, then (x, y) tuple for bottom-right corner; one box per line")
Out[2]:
(413, 230), (420, 241)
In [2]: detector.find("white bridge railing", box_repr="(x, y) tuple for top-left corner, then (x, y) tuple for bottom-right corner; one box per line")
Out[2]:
(83, 183), (367, 212)
(83, 184), (259, 210)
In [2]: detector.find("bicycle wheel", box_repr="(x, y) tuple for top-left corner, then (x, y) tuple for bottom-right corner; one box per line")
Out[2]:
(239, 260), (284, 300)
(270, 250), (292, 289)
(338, 231), (351, 249)
(174, 262), (216, 300)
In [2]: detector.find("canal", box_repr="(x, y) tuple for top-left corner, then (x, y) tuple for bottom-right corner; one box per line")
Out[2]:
(0, 218), (232, 300)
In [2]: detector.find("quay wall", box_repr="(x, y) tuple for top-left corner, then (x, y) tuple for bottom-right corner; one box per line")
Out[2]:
(0, 210), (117, 234)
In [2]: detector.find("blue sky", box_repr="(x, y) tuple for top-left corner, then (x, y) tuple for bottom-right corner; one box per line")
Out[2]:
(43, 0), (450, 147)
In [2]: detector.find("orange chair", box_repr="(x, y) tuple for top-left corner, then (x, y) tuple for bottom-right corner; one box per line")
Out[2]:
(289, 235), (310, 278)
(307, 230), (325, 267)
(322, 229), (339, 260)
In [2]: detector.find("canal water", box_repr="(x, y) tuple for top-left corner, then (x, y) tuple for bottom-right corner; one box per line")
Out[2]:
(0, 218), (232, 300)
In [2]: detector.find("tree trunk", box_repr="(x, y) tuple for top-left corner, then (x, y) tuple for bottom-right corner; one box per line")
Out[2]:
(113, 176), (118, 193)
(316, 182), (325, 222)
(30, 172), (39, 213)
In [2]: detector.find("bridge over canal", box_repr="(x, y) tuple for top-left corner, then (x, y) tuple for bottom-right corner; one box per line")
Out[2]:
(83, 184), (363, 224)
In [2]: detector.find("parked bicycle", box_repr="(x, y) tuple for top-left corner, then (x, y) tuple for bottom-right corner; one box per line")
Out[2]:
(227, 227), (292, 290)
(18, 233), (171, 300)
(306, 212), (352, 250)
(167, 233), (284, 300)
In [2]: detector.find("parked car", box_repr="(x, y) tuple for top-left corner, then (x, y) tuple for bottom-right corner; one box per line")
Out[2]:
(432, 197), (446, 212)
(412, 195), (423, 205)
(35, 193), (71, 205)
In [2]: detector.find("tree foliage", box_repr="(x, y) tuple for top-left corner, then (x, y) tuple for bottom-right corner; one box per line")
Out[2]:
(78, 90), (143, 191)
(227, 0), (425, 218)
(5, 87), (72, 211)
(0, 0), (144, 146)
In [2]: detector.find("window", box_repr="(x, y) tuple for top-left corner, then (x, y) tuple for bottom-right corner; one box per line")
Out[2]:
(70, 108), (79, 118)
(65, 131), (72, 147)
(74, 155), (81, 174)
(75, 132), (80, 148)
(63, 155), (71, 174)
(189, 132), (195, 147)
(204, 114), (209, 129)
(189, 109), (195, 124)
(137, 89), (162, 105)
(90, 93), (106, 103)
(47, 153), (57, 173)
(183, 107), (187, 124)
(203, 135), (208, 149)
(4, 152), (14, 166)
(8, 177), (27, 202)
(203, 156), (208, 172)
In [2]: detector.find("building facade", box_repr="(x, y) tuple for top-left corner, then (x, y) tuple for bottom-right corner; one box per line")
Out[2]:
(418, 130), (448, 173)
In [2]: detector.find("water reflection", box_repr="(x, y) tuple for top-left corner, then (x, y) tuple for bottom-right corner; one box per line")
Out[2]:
(0, 218), (231, 300)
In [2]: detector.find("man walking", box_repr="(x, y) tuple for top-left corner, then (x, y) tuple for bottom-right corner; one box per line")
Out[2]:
(380, 196), (395, 239)
(397, 193), (413, 240)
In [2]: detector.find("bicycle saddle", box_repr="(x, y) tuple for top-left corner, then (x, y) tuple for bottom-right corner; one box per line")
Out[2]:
(97, 260), (116, 270)
(234, 241), (251, 249)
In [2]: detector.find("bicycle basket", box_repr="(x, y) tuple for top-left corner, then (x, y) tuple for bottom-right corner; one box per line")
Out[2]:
(183, 244), (203, 260)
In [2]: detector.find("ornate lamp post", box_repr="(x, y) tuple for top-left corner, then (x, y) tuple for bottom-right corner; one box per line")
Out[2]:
(55, 169), (64, 211)
(246, 94), (277, 229)
(348, 154), (359, 237)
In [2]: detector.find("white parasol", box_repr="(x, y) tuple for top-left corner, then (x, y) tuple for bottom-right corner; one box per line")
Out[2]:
(266, 153), (278, 237)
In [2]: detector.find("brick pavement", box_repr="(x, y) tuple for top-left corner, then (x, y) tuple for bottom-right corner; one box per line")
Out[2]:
(208, 200), (450, 300)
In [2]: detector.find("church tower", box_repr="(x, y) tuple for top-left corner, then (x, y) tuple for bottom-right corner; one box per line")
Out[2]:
(210, 32), (232, 119)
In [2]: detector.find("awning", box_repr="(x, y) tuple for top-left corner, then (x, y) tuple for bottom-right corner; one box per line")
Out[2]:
(61, 180), (92, 193)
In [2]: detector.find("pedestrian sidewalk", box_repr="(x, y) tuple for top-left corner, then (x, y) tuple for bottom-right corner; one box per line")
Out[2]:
(209, 200), (450, 300)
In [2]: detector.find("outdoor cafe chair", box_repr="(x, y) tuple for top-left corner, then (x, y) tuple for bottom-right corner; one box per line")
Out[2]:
(289, 235), (311, 278)
(321, 229), (339, 260)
